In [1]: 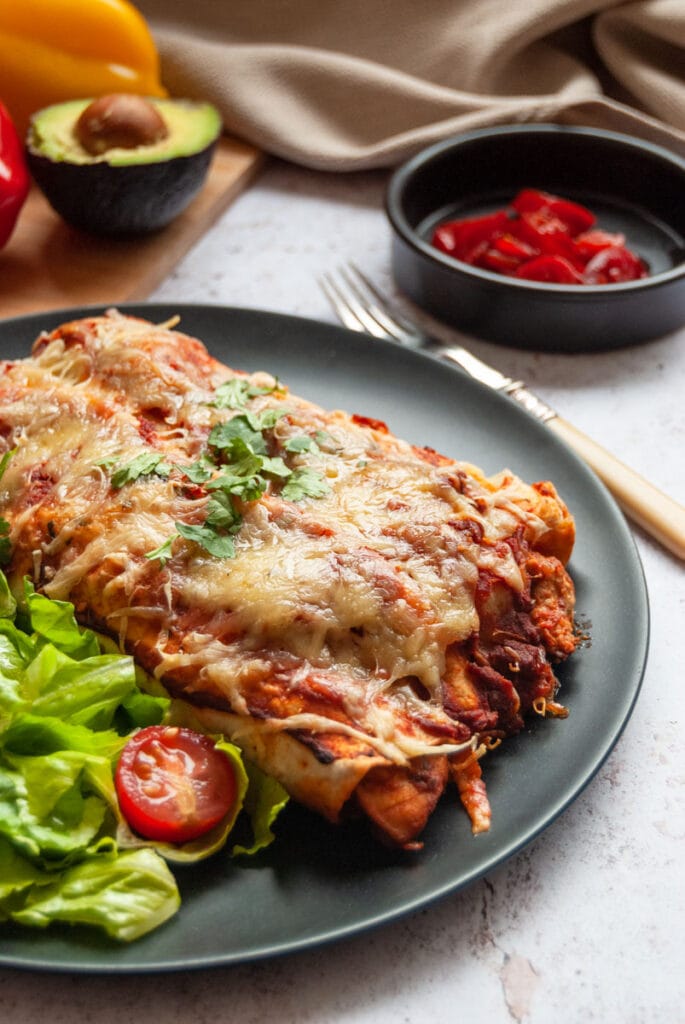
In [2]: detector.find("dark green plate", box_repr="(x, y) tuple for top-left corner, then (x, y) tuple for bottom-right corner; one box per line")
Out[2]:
(0, 305), (649, 973)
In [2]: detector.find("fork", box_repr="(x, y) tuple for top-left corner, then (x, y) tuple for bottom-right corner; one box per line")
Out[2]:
(320, 263), (685, 561)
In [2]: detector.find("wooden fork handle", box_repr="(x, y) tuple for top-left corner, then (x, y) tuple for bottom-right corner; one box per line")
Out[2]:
(548, 416), (685, 560)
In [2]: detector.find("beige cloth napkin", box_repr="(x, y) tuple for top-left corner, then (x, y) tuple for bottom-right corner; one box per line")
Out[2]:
(138, 0), (685, 169)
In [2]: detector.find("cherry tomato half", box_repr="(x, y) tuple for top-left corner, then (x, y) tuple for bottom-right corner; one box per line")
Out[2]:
(115, 725), (237, 843)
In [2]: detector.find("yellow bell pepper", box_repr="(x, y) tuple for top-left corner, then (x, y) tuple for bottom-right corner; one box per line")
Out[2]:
(0, 0), (167, 135)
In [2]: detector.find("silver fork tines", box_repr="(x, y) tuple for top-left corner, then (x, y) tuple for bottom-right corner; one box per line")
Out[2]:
(319, 263), (557, 423)
(320, 264), (422, 344)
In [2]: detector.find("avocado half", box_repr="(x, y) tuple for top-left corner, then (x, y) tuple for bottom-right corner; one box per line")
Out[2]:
(26, 97), (222, 234)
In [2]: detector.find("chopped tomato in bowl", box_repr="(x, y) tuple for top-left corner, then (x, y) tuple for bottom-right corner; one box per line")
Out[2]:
(386, 124), (685, 350)
(431, 189), (648, 286)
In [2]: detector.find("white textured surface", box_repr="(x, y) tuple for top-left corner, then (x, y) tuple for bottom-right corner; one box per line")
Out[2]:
(3, 158), (684, 1024)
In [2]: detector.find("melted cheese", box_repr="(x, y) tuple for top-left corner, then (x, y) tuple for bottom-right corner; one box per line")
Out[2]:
(0, 313), (569, 775)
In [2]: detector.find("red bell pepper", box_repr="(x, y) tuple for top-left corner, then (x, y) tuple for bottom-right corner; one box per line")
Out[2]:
(0, 99), (29, 248)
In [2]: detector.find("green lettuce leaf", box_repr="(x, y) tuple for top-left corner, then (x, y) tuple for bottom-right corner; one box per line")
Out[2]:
(24, 583), (100, 660)
(0, 835), (46, 905)
(0, 752), (109, 865)
(8, 847), (180, 942)
(0, 571), (17, 620)
(232, 759), (290, 857)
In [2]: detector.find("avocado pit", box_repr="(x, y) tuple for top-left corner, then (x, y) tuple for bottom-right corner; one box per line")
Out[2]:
(26, 95), (222, 234)
(75, 94), (169, 156)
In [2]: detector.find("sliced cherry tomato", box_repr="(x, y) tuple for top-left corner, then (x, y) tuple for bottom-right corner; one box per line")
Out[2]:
(510, 209), (568, 250)
(430, 189), (646, 286)
(473, 246), (520, 275)
(115, 725), (237, 843)
(511, 189), (595, 234)
(431, 211), (510, 261)
(583, 246), (648, 284)
(515, 254), (584, 284)
(492, 233), (538, 261)
(573, 229), (626, 261)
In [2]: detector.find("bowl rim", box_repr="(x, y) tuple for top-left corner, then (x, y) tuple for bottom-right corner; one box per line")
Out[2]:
(386, 123), (685, 296)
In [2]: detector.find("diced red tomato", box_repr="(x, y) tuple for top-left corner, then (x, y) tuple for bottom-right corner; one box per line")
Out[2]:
(515, 255), (585, 284)
(115, 725), (237, 843)
(472, 246), (520, 275)
(432, 211), (510, 262)
(509, 211), (586, 270)
(430, 188), (646, 286)
(573, 229), (626, 260)
(511, 188), (596, 234)
(492, 233), (538, 261)
(583, 246), (648, 284)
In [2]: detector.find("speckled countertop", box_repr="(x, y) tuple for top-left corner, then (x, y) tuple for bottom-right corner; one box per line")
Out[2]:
(3, 158), (684, 1024)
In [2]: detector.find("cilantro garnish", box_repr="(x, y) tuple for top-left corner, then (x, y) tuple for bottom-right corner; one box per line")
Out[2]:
(210, 378), (284, 410)
(284, 435), (317, 454)
(111, 453), (172, 489)
(209, 415), (270, 458)
(136, 378), (330, 563)
(175, 522), (237, 558)
(204, 491), (242, 530)
(181, 457), (215, 484)
(282, 467), (330, 502)
(145, 537), (175, 567)
(0, 448), (16, 483)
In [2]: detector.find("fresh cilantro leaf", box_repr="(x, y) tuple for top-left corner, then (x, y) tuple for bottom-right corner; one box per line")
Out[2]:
(175, 521), (236, 558)
(250, 408), (286, 432)
(95, 456), (119, 471)
(216, 449), (264, 482)
(210, 378), (284, 410)
(0, 448), (16, 483)
(207, 471), (266, 504)
(210, 379), (253, 410)
(260, 456), (291, 479)
(281, 468), (330, 502)
(284, 436), (317, 454)
(181, 456), (215, 484)
(209, 416), (268, 457)
(144, 537), (175, 566)
(111, 453), (172, 489)
(204, 492), (242, 531)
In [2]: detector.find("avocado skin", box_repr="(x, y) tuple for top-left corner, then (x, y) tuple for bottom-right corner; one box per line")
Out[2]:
(27, 142), (218, 235)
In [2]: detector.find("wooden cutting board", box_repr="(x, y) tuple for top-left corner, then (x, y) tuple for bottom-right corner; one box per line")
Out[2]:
(0, 135), (264, 319)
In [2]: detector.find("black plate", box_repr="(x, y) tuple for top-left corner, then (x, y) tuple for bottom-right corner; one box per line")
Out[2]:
(386, 125), (685, 351)
(0, 304), (649, 973)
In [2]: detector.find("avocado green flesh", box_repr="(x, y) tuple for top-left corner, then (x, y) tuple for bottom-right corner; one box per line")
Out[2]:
(27, 98), (222, 166)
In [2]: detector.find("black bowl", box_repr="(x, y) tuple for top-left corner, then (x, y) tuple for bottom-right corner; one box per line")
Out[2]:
(386, 125), (685, 352)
